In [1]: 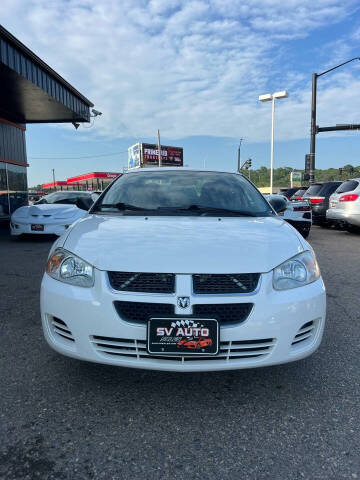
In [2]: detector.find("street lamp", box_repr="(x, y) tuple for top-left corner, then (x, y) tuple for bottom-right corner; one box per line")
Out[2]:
(259, 90), (288, 194)
(309, 57), (360, 184)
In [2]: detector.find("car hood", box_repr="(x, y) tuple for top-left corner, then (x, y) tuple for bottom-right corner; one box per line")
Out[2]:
(12, 204), (82, 219)
(63, 215), (305, 273)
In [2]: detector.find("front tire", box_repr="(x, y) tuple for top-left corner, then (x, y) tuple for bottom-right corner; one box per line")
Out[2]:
(299, 227), (310, 239)
(346, 224), (360, 234)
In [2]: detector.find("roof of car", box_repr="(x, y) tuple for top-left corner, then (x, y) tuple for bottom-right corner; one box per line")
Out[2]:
(125, 167), (243, 174)
(45, 190), (92, 194)
(311, 181), (342, 185)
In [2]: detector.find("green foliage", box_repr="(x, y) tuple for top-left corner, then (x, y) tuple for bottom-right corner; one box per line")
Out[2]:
(248, 165), (360, 187)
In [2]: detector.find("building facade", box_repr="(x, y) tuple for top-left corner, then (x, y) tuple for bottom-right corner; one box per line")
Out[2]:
(0, 25), (93, 219)
(0, 118), (28, 217)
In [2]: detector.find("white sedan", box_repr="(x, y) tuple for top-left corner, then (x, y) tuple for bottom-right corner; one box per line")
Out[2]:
(40, 168), (326, 372)
(11, 191), (99, 237)
(265, 194), (312, 238)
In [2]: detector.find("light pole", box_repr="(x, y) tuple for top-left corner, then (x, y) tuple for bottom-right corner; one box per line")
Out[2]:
(237, 138), (244, 172)
(52, 168), (56, 191)
(309, 57), (360, 184)
(259, 90), (288, 193)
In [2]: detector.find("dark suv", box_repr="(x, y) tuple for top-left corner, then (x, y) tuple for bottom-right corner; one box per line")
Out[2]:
(282, 187), (307, 199)
(303, 181), (342, 226)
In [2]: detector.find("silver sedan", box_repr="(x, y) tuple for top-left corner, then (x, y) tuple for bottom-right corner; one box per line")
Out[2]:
(327, 178), (360, 232)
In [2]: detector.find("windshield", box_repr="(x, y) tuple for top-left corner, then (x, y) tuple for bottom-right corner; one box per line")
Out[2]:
(336, 180), (359, 194)
(304, 184), (323, 196)
(36, 192), (94, 205)
(293, 189), (306, 196)
(92, 171), (273, 217)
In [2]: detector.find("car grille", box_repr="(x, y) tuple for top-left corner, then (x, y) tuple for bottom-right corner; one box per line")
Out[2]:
(192, 273), (260, 294)
(114, 301), (253, 326)
(50, 317), (75, 343)
(108, 272), (175, 293)
(193, 303), (253, 325)
(114, 301), (175, 324)
(291, 321), (315, 347)
(90, 336), (276, 362)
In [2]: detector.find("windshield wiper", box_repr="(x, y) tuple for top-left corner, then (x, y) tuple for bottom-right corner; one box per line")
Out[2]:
(94, 202), (151, 212)
(157, 205), (257, 216)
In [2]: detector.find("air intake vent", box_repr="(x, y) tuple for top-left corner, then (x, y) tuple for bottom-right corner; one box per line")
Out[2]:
(114, 301), (175, 324)
(193, 303), (253, 325)
(51, 317), (75, 343)
(292, 321), (315, 347)
(114, 301), (253, 326)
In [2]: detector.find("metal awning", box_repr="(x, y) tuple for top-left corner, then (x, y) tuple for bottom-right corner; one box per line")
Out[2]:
(0, 25), (93, 124)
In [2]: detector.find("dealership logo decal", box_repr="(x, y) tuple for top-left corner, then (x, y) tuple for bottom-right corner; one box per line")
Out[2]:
(156, 319), (210, 341)
(177, 297), (190, 309)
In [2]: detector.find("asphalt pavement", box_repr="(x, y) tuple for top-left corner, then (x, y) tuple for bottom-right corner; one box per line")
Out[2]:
(0, 225), (359, 480)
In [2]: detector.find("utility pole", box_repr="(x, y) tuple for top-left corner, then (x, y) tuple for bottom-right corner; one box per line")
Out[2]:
(270, 96), (275, 194)
(237, 138), (243, 172)
(157, 129), (162, 167)
(309, 73), (317, 185)
(309, 57), (360, 184)
(52, 168), (56, 191)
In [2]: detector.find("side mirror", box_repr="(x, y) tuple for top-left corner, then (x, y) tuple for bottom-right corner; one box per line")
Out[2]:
(76, 197), (92, 211)
(268, 196), (288, 214)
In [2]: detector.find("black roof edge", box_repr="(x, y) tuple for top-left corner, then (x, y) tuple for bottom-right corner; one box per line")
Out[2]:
(0, 24), (94, 108)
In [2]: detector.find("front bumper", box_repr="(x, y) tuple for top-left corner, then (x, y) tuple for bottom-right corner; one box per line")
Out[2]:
(40, 271), (326, 372)
(326, 209), (360, 227)
(10, 220), (70, 236)
(311, 205), (328, 225)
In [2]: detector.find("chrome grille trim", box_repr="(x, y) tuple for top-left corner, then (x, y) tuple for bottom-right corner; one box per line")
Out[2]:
(90, 336), (276, 362)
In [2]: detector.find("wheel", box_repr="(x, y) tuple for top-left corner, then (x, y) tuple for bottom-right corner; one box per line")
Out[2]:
(345, 224), (360, 234)
(300, 228), (310, 239)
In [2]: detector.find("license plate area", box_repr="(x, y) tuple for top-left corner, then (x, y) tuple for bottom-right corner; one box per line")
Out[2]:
(147, 318), (219, 355)
(31, 224), (44, 231)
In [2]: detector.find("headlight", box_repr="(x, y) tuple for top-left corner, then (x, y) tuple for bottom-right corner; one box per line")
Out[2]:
(273, 251), (320, 290)
(46, 248), (94, 287)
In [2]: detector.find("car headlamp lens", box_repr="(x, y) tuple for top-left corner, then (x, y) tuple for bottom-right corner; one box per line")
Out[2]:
(46, 248), (94, 287)
(273, 251), (320, 290)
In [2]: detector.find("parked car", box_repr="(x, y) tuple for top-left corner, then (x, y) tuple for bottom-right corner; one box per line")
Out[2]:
(326, 178), (360, 233)
(282, 187), (307, 200)
(177, 337), (213, 350)
(41, 168), (326, 372)
(265, 194), (312, 238)
(302, 181), (342, 226)
(10, 191), (99, 237)
(290, 188), (308, 201)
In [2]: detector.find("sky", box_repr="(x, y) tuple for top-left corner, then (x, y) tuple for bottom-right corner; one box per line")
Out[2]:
(1, 0), (360, 186)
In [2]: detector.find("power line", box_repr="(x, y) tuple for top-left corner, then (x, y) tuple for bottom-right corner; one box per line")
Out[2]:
(29, 150), (128, 160)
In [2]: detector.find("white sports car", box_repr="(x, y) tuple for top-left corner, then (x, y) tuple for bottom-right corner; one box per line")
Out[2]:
(11, 191), (98, 237)
(265, 194), (312, 238)
(41, 168), (326, 372)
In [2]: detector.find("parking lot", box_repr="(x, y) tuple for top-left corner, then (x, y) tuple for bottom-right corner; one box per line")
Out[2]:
(0, 226), (359, 480)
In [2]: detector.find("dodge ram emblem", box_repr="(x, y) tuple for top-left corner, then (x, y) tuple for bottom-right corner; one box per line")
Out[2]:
(177, 297), (190, 309)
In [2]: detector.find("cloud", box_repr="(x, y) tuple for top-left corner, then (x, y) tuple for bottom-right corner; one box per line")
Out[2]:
(1, 0), (359, 142)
